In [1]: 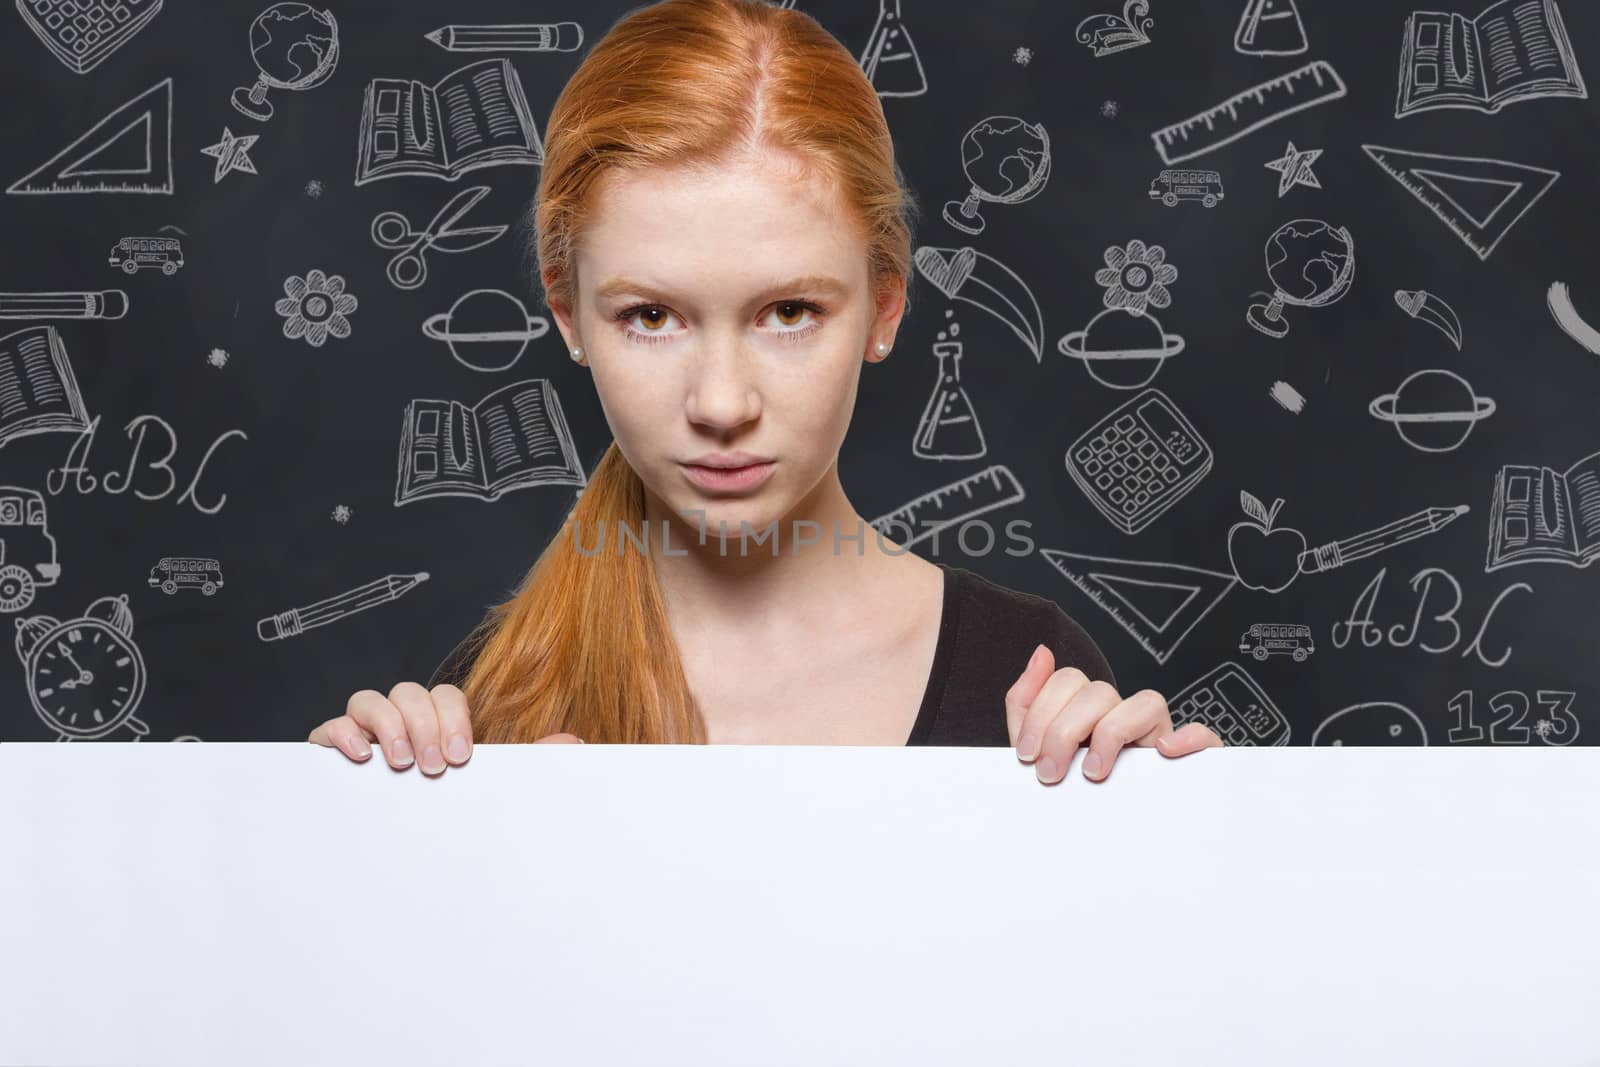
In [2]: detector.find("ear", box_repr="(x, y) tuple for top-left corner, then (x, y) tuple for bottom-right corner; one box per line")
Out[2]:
(869, 277), (910, 361)
(542, 272), (579, 354)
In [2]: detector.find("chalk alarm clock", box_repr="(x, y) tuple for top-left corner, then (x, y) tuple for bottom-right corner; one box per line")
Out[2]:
(14, 593), (149, 741)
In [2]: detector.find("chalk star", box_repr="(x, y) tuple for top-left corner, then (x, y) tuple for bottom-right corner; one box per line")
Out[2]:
(200, 126), (260, 183)
(1264, 141), (1322, 197)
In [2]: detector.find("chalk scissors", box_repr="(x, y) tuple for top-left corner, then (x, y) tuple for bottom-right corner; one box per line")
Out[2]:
(370, 185), (508, 290)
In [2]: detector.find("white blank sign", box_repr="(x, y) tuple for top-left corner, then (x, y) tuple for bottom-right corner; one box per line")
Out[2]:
(2, 741), (1598, 1066)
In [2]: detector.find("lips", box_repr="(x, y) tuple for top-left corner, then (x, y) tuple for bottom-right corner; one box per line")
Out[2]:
(680, 460), (775, 493)
(684, 451), (772, 469)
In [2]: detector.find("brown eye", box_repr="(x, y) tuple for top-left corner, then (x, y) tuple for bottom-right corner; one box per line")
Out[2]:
(763, 300), (828, 343)
(637, 307), (668, 330)
(774, 302), (807, 327)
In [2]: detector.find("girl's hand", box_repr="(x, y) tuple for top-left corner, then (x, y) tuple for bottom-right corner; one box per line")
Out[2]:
(1005, 644), (1222, 784)
(308, 682), (582, 774)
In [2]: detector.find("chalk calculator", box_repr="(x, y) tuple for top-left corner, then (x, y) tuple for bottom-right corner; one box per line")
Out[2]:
(17, 0), (163, 74)
(1064, 387), (1213, 535)
(1168, 661), (1290, 747)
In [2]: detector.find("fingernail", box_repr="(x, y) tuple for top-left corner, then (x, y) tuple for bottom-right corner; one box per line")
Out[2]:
(1030, 645), (1045, 668)
(392, 738), (414, 766)
(348, 736), (371, 759)
(446, 734), (468, 762)
(1036, 757), (1060, 783)
(1017, 732), (1038, 761)
(421, 744), (444, 774)
(577, 738), (586, 744)
(1083, 751), (1104, 779)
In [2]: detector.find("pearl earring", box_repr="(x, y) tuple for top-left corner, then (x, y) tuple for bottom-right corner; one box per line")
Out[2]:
(875, 342), (888, 356)
(570, 346), (583, 362)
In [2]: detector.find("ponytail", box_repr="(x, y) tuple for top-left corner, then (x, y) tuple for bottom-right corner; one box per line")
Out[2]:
(462, 442), (706, 744)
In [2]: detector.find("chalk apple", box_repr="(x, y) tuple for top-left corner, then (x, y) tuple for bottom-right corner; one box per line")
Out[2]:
(1227, 491), (1305, 593)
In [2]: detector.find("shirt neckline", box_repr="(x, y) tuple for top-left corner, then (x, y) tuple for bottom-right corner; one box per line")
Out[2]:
(903, 562), (960, 746)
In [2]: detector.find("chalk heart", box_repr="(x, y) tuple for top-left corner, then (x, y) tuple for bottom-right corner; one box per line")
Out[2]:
(919, 245), (977, 297)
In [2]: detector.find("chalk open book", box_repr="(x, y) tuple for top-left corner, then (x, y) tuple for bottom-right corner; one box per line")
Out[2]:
(0, 325), (92, 449)
(395, 378), (586, 505)
(1485, 450), (1600, 571)
(1396, 0), (1586, 117)
(355, 58), (544, 185)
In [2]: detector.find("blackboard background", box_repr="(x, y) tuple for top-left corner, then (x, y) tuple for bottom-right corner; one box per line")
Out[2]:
(2, 0), (1596, 744)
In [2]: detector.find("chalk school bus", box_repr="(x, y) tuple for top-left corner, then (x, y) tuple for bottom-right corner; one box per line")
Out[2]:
(1239, 623), (1314, 662)
(109, 236), (184, 275)
(0, 486), (61, 613)
(148, 556), (224, 596)
(1149, 169), (1224, 208)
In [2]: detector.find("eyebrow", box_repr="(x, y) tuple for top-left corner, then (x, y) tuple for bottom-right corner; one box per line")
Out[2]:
(593, 273), (853, 303)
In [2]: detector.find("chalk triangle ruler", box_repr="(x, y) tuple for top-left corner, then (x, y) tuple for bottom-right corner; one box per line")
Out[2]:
(8, 78), (174, 195)
(1039, 549), (1238, 665)
(1361, 144), (1559, 261)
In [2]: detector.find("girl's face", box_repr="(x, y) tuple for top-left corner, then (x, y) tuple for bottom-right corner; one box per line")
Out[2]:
(548, 148), (906, 544)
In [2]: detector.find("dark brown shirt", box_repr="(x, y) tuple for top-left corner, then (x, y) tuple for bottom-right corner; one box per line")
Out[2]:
(426, 561), (1117, 747)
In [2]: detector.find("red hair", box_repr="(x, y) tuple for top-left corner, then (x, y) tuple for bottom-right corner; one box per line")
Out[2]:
(462, 0), (921, 743)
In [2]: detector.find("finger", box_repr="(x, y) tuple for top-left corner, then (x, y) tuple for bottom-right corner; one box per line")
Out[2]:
(328, 718), (373, 761)
(388, 681), (447, 775)
(429, 684), (474, 765)
(307, 717), (372, 761)
(1035, 679), (1121, 784)
(1004, 644), (1056, 748)
(346, 689), (413, 769)
(1082, 689), (1170, 781)
(536, 733), (585, 744)
(1012, 663), (1093, 764)
(1156, 722), (1226, 757)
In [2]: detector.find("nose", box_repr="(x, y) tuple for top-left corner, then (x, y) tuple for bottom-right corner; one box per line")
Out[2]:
(683, 342), (762, 430)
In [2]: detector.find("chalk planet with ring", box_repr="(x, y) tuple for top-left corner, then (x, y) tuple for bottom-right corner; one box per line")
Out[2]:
(422, 288), (550, 372)
(1057, 307), (1185, 390)
(1368, 367), (1496, 453)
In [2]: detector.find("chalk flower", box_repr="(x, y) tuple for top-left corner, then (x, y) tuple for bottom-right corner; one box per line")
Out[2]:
(276, 269), (357, 347)
(1095, 240), (1177, 315)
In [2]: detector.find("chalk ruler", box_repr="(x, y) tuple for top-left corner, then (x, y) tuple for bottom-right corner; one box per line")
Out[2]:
(869, 464), (1025, 549)
(1151, 60), (1347, 165)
